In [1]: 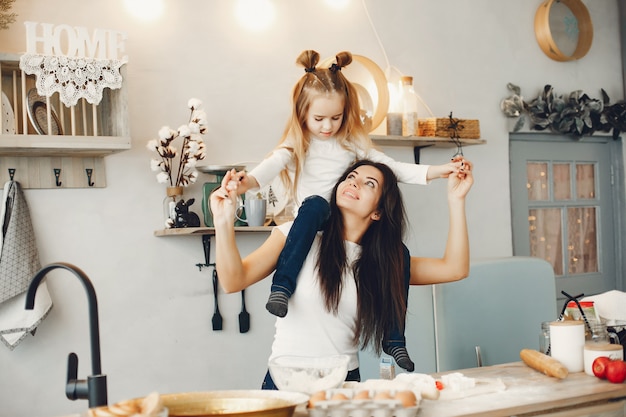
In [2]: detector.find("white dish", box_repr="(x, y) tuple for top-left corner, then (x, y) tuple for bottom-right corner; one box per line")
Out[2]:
(26, 88), (63, 135)
(1, 92), (15, 134)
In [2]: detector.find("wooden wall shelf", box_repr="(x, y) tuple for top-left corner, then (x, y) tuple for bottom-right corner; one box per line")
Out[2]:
(371, 135), (485, 163)
(371, 135), (486, 147)
(0, 134), (130, 157)
(154, 226), (273, 237)
(155, 226), (273, 269)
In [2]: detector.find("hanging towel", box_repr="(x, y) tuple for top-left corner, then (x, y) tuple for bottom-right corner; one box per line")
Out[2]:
(0, 181), (52, 350)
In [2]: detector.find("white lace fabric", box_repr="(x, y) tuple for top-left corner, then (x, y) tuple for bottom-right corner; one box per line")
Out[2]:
(19, 53), (126, 107)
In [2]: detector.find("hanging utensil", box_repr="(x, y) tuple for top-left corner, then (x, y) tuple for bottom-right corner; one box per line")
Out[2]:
(239, 289), (250, 333)
(212, 269), (223, 331)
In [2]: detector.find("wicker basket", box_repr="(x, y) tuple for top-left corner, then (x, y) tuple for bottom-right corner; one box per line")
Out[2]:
(418, 118), (480, 139)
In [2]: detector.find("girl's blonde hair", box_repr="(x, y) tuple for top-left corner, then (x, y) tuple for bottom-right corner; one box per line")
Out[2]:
(277, 50), (373, 201)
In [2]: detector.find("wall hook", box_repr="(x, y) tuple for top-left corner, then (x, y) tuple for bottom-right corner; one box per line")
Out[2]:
(54, 168), (62, 187)
(8, 168), (15, 181)
(85, 168), (95, 187)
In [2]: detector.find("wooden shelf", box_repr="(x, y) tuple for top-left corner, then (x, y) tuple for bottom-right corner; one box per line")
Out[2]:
(0, 134), (130, 157)
(371, 135), (486, 147)
(154, 226), (273, 237)
(371, 135), (485, 163)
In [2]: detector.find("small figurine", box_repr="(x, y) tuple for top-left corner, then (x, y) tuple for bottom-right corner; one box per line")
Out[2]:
(174, 198), (201, 228)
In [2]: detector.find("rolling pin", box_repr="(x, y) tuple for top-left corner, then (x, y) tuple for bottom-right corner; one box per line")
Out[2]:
(520, 349), (569, 379)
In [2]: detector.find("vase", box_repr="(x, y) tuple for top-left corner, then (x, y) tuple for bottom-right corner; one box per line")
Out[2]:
(163, 186), (184, 228)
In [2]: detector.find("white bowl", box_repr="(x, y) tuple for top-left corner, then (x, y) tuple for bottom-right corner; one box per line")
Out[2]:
(268, 355), (350, 394)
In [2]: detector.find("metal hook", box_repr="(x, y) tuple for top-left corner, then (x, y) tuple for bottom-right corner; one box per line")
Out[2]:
(54, 168), (62, 187)
(8, 168), (15, 181)
(85, 169), (95, 187)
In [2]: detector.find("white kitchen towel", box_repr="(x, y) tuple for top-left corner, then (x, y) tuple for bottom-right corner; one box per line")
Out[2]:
(583, 290), (626, 323)
(0, 281), (52, 349)
(0, 181), (42, 302)
(0, 180), (52, 349)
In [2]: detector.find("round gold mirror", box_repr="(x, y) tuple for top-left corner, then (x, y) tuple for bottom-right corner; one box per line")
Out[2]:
(534, 0), (593, 62)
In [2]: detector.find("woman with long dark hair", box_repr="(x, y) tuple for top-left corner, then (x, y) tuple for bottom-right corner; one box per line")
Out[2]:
(210, 158), (473, 388)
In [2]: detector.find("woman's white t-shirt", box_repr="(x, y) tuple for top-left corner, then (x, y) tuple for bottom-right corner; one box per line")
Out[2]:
(269, 222), (361, 371)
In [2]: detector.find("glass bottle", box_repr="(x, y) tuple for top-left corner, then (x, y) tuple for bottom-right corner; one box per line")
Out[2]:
(163, 186), (183, 228)
(399, 76), (419, 137)
(386, 92), (402, 136)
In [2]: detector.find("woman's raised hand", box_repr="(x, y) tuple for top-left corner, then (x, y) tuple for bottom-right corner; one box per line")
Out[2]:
(209, 169), (240, 227)
(448, 158), (474, 199)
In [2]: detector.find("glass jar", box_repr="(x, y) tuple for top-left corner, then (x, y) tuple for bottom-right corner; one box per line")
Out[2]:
(399, 76), (419, 137)
(583, 322), (623, 375)
(539, 321), (551, 355)
(163, 186), (183, 228)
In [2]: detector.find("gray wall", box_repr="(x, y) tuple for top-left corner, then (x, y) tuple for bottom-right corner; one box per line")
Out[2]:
(0, 1), (623, 416)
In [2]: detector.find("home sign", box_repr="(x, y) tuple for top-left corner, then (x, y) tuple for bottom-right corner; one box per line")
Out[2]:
(19, 22), (128, 106)
(24, 21), (127, 61)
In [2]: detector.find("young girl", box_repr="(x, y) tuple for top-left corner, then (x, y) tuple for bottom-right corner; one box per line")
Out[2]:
(235, 50), (464, 371)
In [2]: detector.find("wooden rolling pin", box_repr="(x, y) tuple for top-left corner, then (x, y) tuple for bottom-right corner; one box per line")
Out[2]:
(520, 349), (569, 379)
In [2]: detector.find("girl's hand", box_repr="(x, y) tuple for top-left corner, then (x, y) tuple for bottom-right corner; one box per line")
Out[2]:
(209, 169), (240, 226)
(447, 158), (474, 199)
(427, 157), (465, 180)
(235, 171), (259, 195)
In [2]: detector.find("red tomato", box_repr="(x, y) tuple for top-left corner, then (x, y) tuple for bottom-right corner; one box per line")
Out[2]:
(592, 356), (612, 379)
(606, 360), (626, 384)
(435, 381), (444, 390)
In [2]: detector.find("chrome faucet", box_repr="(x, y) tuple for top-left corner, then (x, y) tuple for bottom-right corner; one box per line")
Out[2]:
(25, 262), (107, 408)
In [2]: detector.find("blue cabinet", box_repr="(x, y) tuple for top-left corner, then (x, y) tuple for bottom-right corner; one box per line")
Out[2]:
(359, 256), (557, 378)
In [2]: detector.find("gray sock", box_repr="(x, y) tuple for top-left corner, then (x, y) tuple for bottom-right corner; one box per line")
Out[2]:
(266, 291), (289, 317)
(387, 346), (415, 372)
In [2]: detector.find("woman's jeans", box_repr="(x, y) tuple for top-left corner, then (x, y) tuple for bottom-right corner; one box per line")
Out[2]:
(271, 195), (330, 296)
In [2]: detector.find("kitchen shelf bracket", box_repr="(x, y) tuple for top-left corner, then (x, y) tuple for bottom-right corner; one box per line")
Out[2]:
(413, 145), (434, 164)
(196, 234), (214, 271)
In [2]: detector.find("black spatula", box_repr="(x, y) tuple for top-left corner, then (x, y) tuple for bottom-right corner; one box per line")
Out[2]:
(212, 269), (223, 331)
(239, 289), (250, 333)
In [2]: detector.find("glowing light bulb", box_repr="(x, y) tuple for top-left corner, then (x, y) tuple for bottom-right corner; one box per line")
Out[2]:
(235, 0), (276, 32)
(124, 0), (164, 21)
(325, 0), (350, 9)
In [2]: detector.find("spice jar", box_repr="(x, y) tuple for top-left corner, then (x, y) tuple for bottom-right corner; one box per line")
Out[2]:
(564, 300), (599, 325)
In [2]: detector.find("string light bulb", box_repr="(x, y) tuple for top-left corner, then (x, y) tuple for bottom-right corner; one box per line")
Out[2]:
(124, 0), (164, 21)
(235, 0), (276, 32)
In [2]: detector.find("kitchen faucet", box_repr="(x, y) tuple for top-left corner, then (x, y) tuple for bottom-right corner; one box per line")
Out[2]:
(25, 262), (107, 408)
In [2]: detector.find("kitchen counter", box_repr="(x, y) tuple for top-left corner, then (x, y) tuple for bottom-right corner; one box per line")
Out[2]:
(416, 361), (626, 416)
(56, 362), (626, 417)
